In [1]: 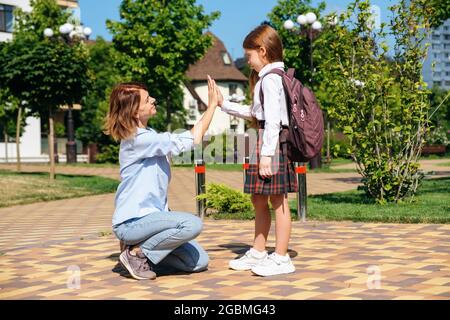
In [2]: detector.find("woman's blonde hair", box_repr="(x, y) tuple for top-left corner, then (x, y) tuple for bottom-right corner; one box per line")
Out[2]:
(104, 82), (148, 141)
(243, 24), (284, 128)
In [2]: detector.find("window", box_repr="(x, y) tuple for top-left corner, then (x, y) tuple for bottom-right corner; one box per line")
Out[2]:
(432, 34), (440, 40)
(229, 84), (237, 96)
(445, 81), (450, 86)
(445, 35), (450, 40)
(433, 81), (442, 86)
(434, 72), (441, 77)
(221, 51), (231, 65)
(0, 4), (14, 33)
(446, 72), (450, 76)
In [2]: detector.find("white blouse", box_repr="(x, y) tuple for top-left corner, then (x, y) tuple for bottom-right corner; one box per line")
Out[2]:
(221, 61), (288, 156)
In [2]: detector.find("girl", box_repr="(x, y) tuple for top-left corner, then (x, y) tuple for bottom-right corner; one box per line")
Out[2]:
(105, 77), (219, 280)
(217, 25), (298, 276)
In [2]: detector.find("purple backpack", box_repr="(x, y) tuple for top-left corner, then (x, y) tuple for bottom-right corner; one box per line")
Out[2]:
(260, 68), (324, 162)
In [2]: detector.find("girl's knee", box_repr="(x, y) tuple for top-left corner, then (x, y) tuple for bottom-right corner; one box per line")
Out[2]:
(251, 194), (269, 205)
(269, 194), (287, 207)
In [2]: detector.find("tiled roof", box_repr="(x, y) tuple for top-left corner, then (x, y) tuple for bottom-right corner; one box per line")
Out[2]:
(186, 32), (248, 83)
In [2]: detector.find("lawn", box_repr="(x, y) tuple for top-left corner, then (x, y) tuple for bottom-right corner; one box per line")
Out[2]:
(173, 158), (356, 173)
(288, 177), (450, 223)
(0, 170), (119, 208)
(207, 177), (450, 223)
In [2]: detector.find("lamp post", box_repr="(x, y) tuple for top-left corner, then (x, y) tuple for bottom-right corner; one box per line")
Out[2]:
(44, 23), (92, 164)
(284, 12), (325, 169)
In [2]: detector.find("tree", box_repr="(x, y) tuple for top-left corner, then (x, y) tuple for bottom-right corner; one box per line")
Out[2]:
(322, 0), (433, 203)
(0, 42), (27, 170)
(107, 0), (220, 131)
(0, 89), (24, 167)
(429, 0), (450, 28)
(425, 86), (450, 147)
(76, 37), (121, 153)
(1, 0), (91, 179)
(267, 0), (326, 86)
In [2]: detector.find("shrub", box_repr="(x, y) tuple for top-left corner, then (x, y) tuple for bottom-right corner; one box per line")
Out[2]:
(96, 143), (120, 164)
(197, 183), (254, 217)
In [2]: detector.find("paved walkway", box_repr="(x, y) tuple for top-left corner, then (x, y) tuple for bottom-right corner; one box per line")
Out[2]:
(0, 160), (449, 299)
(0, 219), (448, 300)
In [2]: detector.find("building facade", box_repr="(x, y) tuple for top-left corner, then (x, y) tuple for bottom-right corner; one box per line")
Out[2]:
(423, 18), (450, 90)
(184, 33), (248, 136)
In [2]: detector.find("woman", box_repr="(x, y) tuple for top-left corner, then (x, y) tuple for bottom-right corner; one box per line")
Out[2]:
(104, 76), (219, 280)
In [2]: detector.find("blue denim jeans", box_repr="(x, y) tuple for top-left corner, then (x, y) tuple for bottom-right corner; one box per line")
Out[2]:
(113, 211), (209, 273)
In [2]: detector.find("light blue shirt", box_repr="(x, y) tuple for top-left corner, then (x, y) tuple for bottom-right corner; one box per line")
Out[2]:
(112, 127), (194, 227)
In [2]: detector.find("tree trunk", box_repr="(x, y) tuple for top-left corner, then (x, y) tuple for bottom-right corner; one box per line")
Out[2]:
(326, 120), (331, 164)
(4, 130), (8, 164)
(166, 96), (172, 131)
(48, 107), (55, 180)
(16, 106), (22, 172)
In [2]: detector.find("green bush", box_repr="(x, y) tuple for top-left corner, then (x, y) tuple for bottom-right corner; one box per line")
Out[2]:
(197, 183), (254, 218)
(328, 131), (353, 159)
(96, 143), (120, 164)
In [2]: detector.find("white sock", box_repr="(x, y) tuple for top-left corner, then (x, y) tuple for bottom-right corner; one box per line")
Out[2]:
(250, 248), (267, 258)
(274, 252), (289, 262)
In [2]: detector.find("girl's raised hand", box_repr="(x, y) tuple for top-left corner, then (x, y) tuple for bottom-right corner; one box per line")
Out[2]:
(215, 83), (224, 107)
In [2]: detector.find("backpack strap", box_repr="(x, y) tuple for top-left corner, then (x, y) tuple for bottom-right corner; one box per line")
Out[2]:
(259, 68), (286, 111)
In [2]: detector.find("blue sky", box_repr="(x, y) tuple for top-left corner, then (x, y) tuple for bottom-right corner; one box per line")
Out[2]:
(78, 0), (397, 60)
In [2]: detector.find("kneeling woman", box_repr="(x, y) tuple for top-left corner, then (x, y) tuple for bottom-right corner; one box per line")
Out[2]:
(105, 78), (219, 280)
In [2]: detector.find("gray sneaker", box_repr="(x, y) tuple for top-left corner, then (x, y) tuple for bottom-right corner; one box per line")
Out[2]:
(119, 249), (156, 280)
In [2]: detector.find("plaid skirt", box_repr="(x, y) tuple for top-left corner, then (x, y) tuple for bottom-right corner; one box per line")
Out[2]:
(244, 127), (298, 195)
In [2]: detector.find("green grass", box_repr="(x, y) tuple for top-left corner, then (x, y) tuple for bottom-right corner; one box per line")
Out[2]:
(60, 163), (119, 168)
(289, 177), (450, 223)
(419, 154), (450, 160)
(436, 162), (450, 167)
(173, 158), (356, 173)
(0, 170), (119, 208)
(173, 163), (243, 171)
(208, 177), (450, 223)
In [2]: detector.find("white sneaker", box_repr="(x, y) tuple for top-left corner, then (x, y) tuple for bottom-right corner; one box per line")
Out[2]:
(229, 248), (268, 271)
(251, 252), (295, 277)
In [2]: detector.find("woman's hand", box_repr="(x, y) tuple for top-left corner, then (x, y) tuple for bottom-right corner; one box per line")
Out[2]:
(207, 75), (218, 109)
(259, 156), (273, 179)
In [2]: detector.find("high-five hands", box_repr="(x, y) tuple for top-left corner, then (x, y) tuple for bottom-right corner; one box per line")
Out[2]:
(207, 75), (219, 109)
(207, 75), (223, 108)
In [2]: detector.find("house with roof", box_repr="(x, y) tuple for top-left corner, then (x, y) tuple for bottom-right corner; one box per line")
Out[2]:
(183, 33), (248, 135)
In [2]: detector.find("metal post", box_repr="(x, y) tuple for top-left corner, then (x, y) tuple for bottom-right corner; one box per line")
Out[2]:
(295, 162), (307, 222)
(195, 159), (206, 219)
(243, 156), (250, 185)
(66, 104), (77, 163)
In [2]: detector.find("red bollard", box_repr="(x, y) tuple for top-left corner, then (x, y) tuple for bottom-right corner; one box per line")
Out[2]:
(195, 159), (206, 219)
(242, 156), (250, 185)
(295, 162), (307, 222)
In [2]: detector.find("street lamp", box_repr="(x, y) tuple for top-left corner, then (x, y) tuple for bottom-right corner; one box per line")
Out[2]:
(43, 22), (92, 164)
(284, 11), (322, 85)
